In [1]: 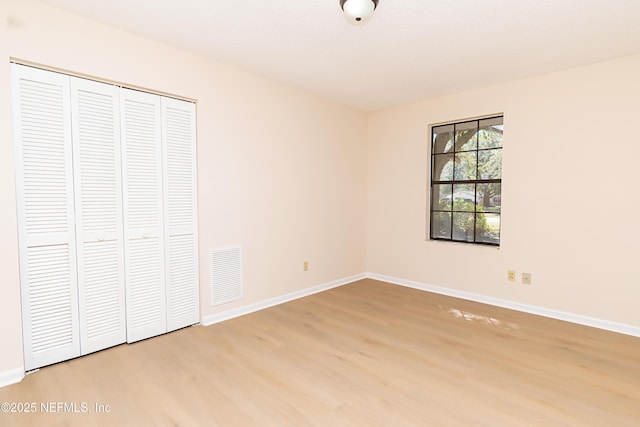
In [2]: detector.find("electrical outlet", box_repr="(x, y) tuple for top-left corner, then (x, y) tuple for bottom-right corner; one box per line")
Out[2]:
(507, 270), (516, 282)
(522, 272), (532, 285)
(303, 261), (309, 272)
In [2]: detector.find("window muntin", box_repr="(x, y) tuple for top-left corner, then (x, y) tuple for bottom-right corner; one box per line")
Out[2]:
(430, 116), (503, 245)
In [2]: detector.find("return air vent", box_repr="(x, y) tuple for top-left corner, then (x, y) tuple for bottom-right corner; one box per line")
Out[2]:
(210, 246), (243, 306)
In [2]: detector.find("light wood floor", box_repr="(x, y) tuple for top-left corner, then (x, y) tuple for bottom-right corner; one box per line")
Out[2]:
(1, 279), (639, 426)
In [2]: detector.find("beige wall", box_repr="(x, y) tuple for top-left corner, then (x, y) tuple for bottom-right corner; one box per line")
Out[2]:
(0, 0), (367, 374)
(367, 54), (640, 327)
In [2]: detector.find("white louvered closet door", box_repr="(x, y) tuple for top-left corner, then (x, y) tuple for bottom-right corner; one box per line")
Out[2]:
(70, 78), (126, 354)
(12, 64), (81, 370)
(161, 97), (199, 332)
(120, 88), (167, 343)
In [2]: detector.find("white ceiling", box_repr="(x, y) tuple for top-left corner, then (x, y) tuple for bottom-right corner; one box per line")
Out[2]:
(37, 0), (640, 111)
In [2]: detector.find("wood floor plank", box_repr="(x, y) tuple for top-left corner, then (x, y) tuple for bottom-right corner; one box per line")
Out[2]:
(1, 279), (638, 426)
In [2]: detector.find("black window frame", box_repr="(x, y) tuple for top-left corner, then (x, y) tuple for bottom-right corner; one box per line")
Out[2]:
(429, 115), (503, 246)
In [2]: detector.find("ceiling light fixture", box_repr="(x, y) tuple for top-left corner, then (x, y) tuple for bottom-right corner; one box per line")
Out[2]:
(340, 0), (379, 25)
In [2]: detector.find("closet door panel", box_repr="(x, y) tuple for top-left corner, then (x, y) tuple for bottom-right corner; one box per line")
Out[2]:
(162, 98), (199, 331)
(121, 89), (166, 342)
(70, 78), (126, 355)
(166, 234), (198, 331)
(12, 64), (80, 370)
(128, 237), (165, 335)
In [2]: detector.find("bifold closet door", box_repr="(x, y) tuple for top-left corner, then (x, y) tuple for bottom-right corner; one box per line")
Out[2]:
(70, 78), (126, 354)
(14, 65), (200, 367)
(12, 64), (80, 370)
(161, 98), (199, 332)
(120, 88), (167, 343)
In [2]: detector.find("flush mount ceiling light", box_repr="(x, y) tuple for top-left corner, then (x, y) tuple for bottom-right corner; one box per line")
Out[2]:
(340, 0), (379, 24)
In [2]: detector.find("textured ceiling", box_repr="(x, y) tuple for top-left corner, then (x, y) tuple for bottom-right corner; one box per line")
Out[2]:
(36, 0), (640, 111)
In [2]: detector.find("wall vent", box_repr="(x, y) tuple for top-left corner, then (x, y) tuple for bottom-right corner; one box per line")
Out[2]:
(210, 246), (243, 306)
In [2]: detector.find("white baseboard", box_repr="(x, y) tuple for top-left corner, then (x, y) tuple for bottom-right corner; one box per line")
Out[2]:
(0, 367), (24, 388)
(201, 273), (367, 326)
(366, 272), (640, 338)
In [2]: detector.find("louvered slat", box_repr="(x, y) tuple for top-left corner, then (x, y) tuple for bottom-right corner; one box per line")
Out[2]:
(121, 89), (167, 343)
(21, 78), (70, 238)
(167, 234), (197, 327)
(27, 246), (74, 353)
(162, 98), (199, 331)
(165, 107), (195, 231)
(12, 64), (81, 370)
(128, 238), (164, 329)
(79, 240), (123, 342)
(124, 98), (162, 230)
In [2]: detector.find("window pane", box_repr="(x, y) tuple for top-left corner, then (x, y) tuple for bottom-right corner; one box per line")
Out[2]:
(454, 151), (477, 180)
(478, 117), (503, 149)
(432, 125), (454, 154)
(476, 183), (501, 213)
(452, 183), (475, 211)
(478, 148), (501, 179)
(433, 154), (454, 181)
(455, 121), (478, 151)
(452, 212), (474, 242)
(431, 212), (451, 239)
(476, 213), (500, 244)
(432, 184), (452, 211)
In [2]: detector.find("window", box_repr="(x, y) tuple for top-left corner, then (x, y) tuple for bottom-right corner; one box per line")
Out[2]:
(429, 116), (503, 245)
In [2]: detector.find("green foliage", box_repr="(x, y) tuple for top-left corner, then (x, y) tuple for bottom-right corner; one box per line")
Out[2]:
(473, 206), (488, 234)
(452, 200), (487, 235)
(438, 200), (488, 236)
